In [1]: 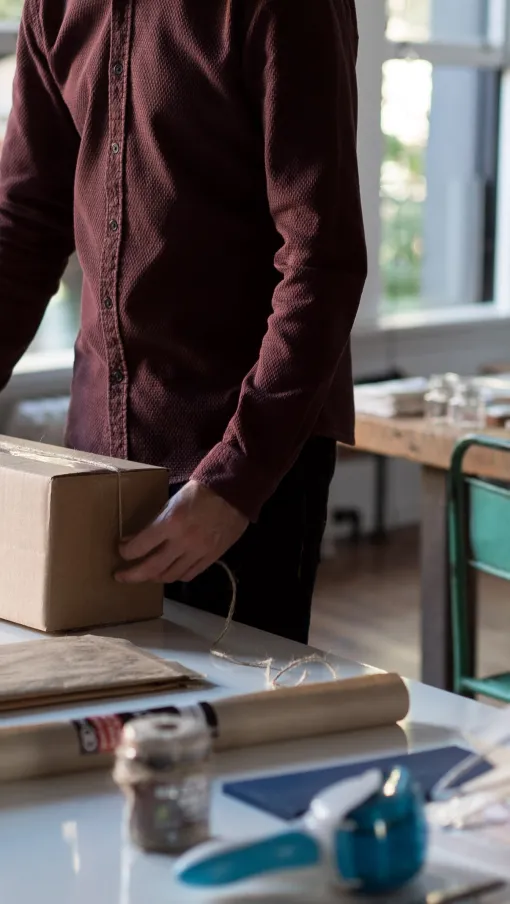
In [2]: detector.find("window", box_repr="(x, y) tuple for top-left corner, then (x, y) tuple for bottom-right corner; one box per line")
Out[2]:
(381, 60), (499, 310)
(1, 0), (509, 344)
(386, 0), (493, 44)
(0, 54), (15, 150)
(0, 0), (22, 20)
(357, 0), (510, 320)
(0, 2), (80, 356)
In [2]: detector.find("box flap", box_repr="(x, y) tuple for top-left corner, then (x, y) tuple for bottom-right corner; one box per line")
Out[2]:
(0, 436), (165, 479)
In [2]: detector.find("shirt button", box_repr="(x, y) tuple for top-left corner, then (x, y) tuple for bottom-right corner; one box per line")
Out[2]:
(111, 142), (120, 155)
(104, 297), (113, 310)
(111, 369), (124, 384)
(109, 219), (119, 232)
(113, 61), (123, 77)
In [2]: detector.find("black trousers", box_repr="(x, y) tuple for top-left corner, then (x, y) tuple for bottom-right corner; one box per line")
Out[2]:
(167, 436), (337, 644)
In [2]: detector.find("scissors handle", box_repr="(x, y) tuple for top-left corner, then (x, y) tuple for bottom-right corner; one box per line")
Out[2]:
(175, 830), (321, 888)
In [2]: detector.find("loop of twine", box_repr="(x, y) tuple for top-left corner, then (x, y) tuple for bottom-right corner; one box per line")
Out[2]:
(0, 442), (125, 540)
(211, 560), (338, 689)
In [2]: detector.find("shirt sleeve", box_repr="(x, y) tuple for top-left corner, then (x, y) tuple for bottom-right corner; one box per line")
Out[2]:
(0, 0), (78, 391)
(191, 0), (367, 521)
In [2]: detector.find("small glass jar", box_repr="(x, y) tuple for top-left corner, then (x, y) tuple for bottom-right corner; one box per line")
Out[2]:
(424, 373), (460, 423)
(113, 712), (211, 854)
(447, 380), (486, 429)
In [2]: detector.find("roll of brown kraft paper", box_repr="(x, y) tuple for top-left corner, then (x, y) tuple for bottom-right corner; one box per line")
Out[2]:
(0, 673), (409, 783)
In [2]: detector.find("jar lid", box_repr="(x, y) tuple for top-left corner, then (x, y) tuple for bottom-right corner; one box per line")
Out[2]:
(115, 711), (211, 776)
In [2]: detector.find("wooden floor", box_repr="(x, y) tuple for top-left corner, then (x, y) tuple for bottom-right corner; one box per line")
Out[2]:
(310, 528), (510, 682)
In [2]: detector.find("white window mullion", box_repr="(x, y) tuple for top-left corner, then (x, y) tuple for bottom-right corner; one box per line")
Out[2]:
(385, 40), (508, 69)
(493, 74), (510, 311)
(488, 0), (508, 46)
(355, 0), (386, 328)
(502, 0), (510, 47)
(493, 2), (510, 312)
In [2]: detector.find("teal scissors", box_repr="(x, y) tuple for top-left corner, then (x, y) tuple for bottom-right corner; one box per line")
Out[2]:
(175, 766), (428, 894)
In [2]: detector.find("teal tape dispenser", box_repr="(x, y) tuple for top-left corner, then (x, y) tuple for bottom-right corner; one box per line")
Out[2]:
(175, 766), (428, 894)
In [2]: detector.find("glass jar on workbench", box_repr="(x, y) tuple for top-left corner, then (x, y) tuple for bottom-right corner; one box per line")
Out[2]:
(447, 380), (486, 429)
(114, 712), (212, 854)
(424, 373), (460, 423)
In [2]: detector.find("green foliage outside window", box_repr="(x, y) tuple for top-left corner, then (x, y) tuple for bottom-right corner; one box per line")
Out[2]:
(0, 0), (22, 18)
(381, 133), (425, 306)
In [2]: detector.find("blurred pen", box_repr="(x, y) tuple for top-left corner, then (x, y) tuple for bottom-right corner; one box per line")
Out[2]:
(425, 879), (506, 904)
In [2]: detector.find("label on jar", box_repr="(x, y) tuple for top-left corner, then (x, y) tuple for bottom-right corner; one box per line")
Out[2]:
(72, 702), (218, 756)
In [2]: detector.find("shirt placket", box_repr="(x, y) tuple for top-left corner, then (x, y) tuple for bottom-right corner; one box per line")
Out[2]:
(98, 0), (133, 460)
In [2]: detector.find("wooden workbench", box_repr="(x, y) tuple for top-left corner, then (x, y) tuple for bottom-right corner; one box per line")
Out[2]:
(353, 414), (510, 692)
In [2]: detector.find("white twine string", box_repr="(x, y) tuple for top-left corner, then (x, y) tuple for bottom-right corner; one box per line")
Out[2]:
(0, 442), (126, 540)
(211, 560), (338, 689)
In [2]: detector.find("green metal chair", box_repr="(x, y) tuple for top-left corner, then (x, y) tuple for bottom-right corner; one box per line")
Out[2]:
(449, 435), (510, 701)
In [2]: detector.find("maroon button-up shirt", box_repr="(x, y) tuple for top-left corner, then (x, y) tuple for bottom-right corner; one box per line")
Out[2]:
(0, 0), (366, 521)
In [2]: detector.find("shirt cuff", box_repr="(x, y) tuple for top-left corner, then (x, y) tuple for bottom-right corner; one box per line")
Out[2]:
(190, 441), (277, 522)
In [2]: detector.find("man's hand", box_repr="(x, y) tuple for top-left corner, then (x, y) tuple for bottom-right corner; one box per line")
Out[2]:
(116, 480), (249, 585)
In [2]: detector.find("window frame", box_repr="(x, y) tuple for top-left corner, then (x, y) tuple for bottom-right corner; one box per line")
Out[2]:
(356, 0), (510, 328)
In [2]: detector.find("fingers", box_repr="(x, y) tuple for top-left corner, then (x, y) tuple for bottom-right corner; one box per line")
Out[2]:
(119, 517), (169, 562)
(116, 541), (177, 584)
(116, 536), (208, 585)
(155, 555), (206, 585)
(180, 559), (208, 583)
(116, 545), (211, 586)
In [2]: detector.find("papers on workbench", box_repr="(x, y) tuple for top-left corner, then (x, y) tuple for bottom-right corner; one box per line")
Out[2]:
(430, 821), (510, 888)
(355, 378), (429, 418)
(426, 704), (510, 886)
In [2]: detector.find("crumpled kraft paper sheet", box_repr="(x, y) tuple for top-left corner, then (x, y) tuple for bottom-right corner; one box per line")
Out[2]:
(0, 634), (203, 711)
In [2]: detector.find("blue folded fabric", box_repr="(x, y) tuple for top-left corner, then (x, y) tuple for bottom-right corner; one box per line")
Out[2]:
(224, 746), (491, 821)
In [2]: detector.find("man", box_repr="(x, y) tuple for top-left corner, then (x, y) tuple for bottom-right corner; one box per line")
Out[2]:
(0, 0), (366, 643)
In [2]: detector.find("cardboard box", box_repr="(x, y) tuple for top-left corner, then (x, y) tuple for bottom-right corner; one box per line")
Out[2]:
(0, 436), (169, 632)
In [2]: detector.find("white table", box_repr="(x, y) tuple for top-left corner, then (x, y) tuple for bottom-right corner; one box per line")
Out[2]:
(0, 602), (506, 903)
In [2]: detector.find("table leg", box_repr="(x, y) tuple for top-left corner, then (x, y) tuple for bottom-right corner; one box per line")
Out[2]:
(370, 454), (388, 543)
(420, 465), (453, 690)
(0, 400), (14, 434)
(420, 465), (477, 691)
